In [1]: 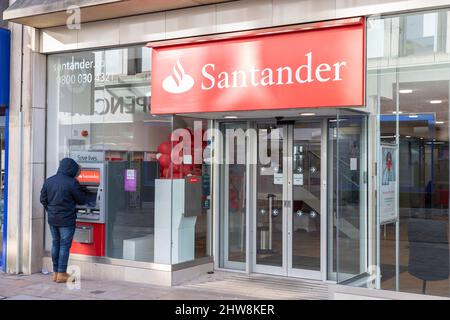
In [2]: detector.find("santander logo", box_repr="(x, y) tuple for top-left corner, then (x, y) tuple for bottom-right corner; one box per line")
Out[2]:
(162, 53), (347, 95)
(162, 59), (195, 94)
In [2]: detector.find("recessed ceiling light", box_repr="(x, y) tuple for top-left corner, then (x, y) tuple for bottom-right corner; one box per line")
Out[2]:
(399, 89), (413, 94)
(300, 112), (316, 116)
(224, 115), (238, 119)
(408, 114), (418, 118)
(392, 111), (403, 115)
(436, 121), (445, 124)
(430, 100), (442, 104)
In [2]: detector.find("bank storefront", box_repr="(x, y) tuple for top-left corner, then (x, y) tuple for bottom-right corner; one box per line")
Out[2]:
(3, 0), (450, 298)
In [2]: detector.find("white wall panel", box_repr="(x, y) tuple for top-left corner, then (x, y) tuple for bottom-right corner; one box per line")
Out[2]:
(216, 0), (272, 33)
(273, 0), (336, 26)
(335, 0), (409, 18)
(166, 5), (216, 39)
(77, 20), (120, 49)
(40, 26), (78, 53)
(119, 12), (166, 45)
(39, 0), (450, 53)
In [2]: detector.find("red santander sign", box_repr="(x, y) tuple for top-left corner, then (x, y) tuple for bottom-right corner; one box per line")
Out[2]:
(150, 18), (365, 114)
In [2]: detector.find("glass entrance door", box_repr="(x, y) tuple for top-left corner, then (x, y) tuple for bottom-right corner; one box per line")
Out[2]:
(288, 122), (323, 279)
(255, 123), (285, 274)
(254, 121), (323, 279)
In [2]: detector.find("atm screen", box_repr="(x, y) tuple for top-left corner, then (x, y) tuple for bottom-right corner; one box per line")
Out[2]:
(77, 169), (101, 185)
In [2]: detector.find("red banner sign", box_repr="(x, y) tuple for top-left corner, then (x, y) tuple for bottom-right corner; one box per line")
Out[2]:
(150, 18), (365, 114)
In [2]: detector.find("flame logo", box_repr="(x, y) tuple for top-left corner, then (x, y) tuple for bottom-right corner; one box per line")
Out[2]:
(162, 59), (195, 94)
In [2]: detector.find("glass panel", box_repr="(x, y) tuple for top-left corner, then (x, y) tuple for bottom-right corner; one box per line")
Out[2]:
(327, 120), (338, 280)
(170, 116), (212, 264)
(335, 112), (367, 283)
(399, 12), (447, 57)
(378, 64), (450, 296)
(291, 122), (321, 271)
(256, 124), (284, 267)
(369, 9), (450, 298)
(220, 122), (247, 270)
(46, 46), (174, 263)
(328, 111), (368, 283)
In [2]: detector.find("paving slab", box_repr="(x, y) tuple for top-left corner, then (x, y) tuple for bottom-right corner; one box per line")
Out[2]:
(0, 270), (329, 300)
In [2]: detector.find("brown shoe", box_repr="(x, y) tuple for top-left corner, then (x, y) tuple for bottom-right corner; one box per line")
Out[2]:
(56, 272), (74, 283)
(52, 272), (58, 282)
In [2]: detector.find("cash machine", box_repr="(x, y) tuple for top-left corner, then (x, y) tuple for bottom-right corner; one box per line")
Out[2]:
(71, 163), (106, 256)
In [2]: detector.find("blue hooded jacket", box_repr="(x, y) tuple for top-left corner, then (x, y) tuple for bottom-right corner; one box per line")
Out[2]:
(40, 158), (87, 227)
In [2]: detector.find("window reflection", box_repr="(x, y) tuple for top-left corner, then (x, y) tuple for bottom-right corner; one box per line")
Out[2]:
(369, 10), (450, 297)
(46, 46), (173, 264)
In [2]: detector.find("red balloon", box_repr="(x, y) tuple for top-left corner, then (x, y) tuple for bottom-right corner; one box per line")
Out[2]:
(158, 154), (171, 168)
(158, 141), (171, 155)
(173, 164), (182, 173)
(230, 200), (239, 210)
(162, 167), (170, 179)
(229, 189), (238, 200)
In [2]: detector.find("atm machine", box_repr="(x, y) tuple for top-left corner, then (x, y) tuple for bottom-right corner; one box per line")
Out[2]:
(154, 176), (203, 264)
(71, 163), (106, 256)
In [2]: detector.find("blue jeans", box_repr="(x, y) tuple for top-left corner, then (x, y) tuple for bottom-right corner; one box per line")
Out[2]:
(49, 225), (75, 273)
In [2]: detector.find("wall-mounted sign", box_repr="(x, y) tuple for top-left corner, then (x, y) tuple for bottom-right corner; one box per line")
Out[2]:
(70, 151), (104, 163)
(150, 18), (364, 114)
(379, 144), (398, 224)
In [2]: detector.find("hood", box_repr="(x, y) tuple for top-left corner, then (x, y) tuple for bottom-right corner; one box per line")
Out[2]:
(57, 158), (80, 178)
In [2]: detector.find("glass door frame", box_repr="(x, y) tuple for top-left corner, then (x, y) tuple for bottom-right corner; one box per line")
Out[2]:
(215, 112), (369, 283)
(286, 121), (328, 280)
(219, 121), (249, 271)
(251, 121), (288, 277)
(251, 119), (328, 280)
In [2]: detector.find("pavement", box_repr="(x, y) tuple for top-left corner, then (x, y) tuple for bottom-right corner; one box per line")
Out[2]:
(0, 270), (329, 300)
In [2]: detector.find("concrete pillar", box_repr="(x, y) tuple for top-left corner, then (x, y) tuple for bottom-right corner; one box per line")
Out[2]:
(6, 13), (46, 274)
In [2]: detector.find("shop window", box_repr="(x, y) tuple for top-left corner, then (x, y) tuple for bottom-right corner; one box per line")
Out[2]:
(46, 46), (210, 265)
(399, 11), (447, 57)
(368, 10), (450, 298)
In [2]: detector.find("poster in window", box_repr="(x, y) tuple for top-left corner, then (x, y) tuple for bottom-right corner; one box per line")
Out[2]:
(124, 169), (137, 192)
(379, 145), (398, 224)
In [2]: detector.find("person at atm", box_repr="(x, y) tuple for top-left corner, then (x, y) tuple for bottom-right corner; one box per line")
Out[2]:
(40, 158), (88, 283)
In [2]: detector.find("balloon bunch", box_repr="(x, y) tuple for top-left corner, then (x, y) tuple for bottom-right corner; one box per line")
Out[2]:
(156, 128), (205, 179)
